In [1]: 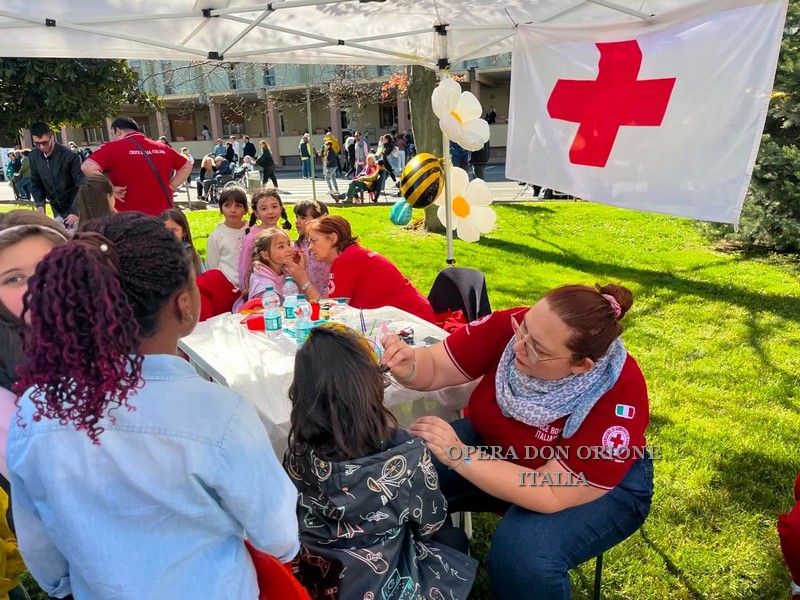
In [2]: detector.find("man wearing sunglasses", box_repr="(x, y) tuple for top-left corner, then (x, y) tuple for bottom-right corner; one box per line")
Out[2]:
(28, 122), (83, 227)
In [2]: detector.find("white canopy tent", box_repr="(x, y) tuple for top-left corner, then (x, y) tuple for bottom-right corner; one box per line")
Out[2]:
(0, 0), (716, 264)
(0, 1), (700, 67)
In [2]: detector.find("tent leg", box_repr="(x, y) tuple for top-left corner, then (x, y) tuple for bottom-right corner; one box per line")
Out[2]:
(305, 64), (317, 201)
(440, 72), (455, 266)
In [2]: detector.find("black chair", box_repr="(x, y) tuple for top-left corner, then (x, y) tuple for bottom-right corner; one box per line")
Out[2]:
(368, 169), (388, 202)
(593, 552), (603, 600)
(427, 267), (491, 322)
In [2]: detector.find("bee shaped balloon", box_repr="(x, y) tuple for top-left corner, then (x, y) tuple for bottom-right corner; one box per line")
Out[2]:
(399, 153), (443, 209)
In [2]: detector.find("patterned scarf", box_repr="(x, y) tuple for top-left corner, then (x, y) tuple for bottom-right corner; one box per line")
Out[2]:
(495, 336), (628, 438)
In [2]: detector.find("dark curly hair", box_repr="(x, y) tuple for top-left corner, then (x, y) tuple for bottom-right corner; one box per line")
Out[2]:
(14, 212), (192, 444)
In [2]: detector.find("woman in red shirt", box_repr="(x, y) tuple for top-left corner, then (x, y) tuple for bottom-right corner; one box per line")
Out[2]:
(382, 283), (653, 599)
(286, 215), (434, 323)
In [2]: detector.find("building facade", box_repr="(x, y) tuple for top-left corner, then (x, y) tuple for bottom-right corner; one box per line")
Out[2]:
(57, 57), (512, 167)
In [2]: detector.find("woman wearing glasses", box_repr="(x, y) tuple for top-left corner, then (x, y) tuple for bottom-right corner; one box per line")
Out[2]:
(381, 283), (653, 600)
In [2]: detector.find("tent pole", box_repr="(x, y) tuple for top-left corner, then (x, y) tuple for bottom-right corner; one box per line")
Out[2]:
(436, 22), (455, 266)
(305, 64), (317, 200)
(441, 120), (455, 266)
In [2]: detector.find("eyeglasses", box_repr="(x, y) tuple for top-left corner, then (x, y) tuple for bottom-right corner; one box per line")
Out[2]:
(510, 314), (571, 365)
(32, 138), (53, 147)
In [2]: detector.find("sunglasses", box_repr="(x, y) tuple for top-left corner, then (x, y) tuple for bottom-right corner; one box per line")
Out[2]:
(32, 138), (53, 147)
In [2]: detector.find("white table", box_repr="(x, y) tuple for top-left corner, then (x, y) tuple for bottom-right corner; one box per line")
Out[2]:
(179, 307), (476, 457)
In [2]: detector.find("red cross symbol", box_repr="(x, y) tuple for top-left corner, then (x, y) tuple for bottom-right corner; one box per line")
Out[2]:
(547, 40), (676, 168)
(608, 433), (626, 448)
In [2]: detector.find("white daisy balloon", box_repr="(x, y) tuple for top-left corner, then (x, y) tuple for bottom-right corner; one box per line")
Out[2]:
(431, 77), (491, 152)
(437, 167), (496, 243)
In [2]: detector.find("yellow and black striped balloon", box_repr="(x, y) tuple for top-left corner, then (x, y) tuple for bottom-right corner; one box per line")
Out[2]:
(399, 153), (443, 209)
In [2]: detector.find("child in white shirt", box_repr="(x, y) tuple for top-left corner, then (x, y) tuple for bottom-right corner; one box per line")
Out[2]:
(206, 186), (248, 288)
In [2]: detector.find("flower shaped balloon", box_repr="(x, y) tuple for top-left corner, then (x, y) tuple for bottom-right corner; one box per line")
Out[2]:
(431, 77), (491, 152)
(437, 167), (496, 243)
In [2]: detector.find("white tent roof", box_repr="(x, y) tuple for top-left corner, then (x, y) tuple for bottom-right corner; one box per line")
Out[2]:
(1, 1), (700, 67)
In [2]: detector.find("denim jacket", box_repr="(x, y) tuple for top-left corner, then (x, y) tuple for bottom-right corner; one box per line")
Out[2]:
(7, 354), (299, 599)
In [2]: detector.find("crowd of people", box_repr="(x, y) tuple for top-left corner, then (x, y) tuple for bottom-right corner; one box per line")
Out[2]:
(0, 115), (653, 600)
(297, 127), (415, 202)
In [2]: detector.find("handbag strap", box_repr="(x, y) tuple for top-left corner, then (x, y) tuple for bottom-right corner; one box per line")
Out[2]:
(128, 136), (173, 206)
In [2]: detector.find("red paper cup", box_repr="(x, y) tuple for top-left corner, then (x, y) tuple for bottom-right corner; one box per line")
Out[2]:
(311, 302), (321, 320)
(244, 314), (265, 331)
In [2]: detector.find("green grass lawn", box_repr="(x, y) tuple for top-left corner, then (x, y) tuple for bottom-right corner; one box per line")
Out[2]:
(188, 202), (800, 599)
(7, 201), (800, 599)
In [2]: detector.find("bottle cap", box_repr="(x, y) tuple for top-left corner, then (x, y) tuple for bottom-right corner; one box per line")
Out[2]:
(266, 286), (274, 291)
(298, 294), (306, 300)
(286, 276), (294, 282)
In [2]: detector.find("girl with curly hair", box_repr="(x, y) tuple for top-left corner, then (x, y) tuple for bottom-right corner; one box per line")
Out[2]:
(7, 212), (299, 599)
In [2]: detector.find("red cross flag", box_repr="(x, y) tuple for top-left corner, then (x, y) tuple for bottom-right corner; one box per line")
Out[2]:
(506, 0), (788, 224)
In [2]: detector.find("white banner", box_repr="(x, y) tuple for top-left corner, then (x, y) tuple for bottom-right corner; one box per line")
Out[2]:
(506, 0), (788, 224)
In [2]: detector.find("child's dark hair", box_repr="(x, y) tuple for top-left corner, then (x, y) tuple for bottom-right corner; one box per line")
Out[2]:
(293, 199), (329, 241)
(15, 212), (192, 444)
(248, 187), (292, 231)
(218, 185), (249, 216)
(159, 208), (202, 274)
(288, 325), (397, 462)
(77, 173), (114, 227)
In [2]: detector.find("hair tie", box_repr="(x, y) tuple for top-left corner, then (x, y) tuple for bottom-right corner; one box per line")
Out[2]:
(601, 293), (622, 318)
(73, 232), (121, 275)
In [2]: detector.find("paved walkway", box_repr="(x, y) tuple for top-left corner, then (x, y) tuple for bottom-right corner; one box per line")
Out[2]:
(0, 163), (548, 209)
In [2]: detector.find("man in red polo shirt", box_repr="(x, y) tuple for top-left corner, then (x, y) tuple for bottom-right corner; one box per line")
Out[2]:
(82, 117), (192, 216)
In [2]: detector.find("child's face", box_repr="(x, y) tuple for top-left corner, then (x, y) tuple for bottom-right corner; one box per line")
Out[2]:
(221, 199), (246, 223)
(295, 212), (314, 235)
(256, 197), (282, 228)
(163, 219), (184, 242)
(0, 235), (57, 319)
(261, 234), (295, 266)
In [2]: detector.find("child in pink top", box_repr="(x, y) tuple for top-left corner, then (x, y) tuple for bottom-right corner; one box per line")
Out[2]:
(237, 188), (292, 290)
(233, 228), (296, 313)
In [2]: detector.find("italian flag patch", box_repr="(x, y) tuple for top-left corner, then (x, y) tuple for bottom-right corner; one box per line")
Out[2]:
(615, 404), (635, 419)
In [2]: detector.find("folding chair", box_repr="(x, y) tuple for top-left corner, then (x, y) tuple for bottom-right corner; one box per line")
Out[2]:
(368, 169), (388, 203)
(427, 267), (491, 323)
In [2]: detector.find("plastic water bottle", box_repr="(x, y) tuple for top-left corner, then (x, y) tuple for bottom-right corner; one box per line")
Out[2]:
(262, 286), (282, 338)
(283, 277), (298, 323)
(294, 294), (313, 346)
(330, 297), (351, 328)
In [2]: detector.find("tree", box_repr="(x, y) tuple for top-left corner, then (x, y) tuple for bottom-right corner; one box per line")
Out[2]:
(406, 65), (445, 233)
(712, 0), (800, 252)
(0, 58), (157, 134)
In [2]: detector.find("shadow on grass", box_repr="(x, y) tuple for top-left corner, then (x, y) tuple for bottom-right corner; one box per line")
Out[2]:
(715, 451), (798, 515)
(478, 238), (800, 328)
(639, 528), (704, 600)
(647, 412), (674, 435)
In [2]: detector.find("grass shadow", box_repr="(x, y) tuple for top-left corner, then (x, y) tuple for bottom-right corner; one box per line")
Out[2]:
(477, 238), (800, 324)
(639, 528), (704, 599)
(714, 451), (798, 515)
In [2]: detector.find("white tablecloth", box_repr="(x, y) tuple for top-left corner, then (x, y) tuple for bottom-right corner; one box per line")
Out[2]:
(179, 307), (476, 457)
